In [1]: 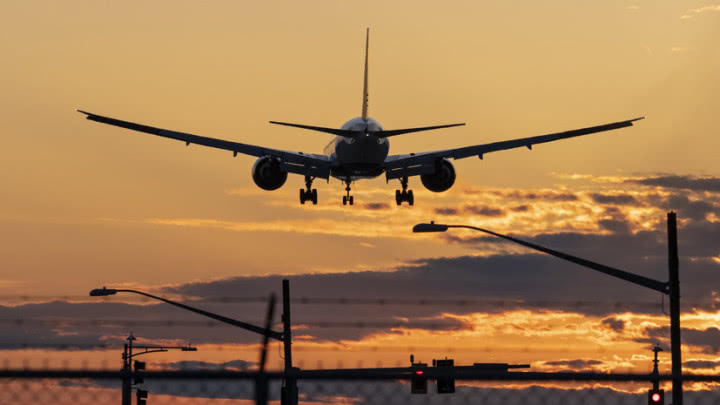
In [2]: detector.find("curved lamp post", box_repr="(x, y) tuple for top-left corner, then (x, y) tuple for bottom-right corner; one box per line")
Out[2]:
(89, 287), (283, 340)
(413, 213), (682, 405)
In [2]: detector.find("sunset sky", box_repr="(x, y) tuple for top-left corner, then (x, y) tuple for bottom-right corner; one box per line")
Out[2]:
(2, 0), (720, 401)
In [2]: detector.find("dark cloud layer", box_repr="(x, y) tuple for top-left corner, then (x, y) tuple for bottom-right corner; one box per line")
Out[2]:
(5, 173), (719, 352)
(640, 327), (720, 354)
(542, 359), (604, 369)
(629, 175), (720, 193)
(464, 205), (504, 217)
(590, 193), (639, 205)
(684, 360), (720, 370)
(166, 359), (255, 371)
(601, 317), (625, 332)
(363, 202), (390, 211)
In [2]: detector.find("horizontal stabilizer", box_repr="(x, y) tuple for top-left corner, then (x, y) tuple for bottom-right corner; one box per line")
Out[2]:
(269, 121), (358, 137)
(270, 121), (465, 138)
(374, 123), (465, 138)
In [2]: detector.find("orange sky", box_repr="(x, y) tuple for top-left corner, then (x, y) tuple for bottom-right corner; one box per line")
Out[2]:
(2, 0), (720, 394)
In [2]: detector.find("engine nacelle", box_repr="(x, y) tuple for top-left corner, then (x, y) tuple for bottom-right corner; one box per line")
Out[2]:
(252, 156), (288, 191)
(420, 159), (456, 192)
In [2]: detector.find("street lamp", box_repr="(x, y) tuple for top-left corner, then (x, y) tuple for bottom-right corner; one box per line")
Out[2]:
(413, 213), (683, 405)
(89, 287), (282, 340)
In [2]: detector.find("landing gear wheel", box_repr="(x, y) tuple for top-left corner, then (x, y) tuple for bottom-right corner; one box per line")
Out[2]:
(395, 177), (415, 206)
(300, 176), (317, 206)
(343, 177), (354, 207)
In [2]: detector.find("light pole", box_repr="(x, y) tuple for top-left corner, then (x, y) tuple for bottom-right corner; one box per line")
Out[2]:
(89, 286), (291, 405)
(89, 288), (283, 340)
(413, 213), (682, 404)
(120, 332), (197, 405)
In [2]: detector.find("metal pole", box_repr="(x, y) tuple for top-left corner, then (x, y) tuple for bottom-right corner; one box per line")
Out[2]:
(281, 279), (297, 405)
(121, 343), (131, 405)
(668, 212), (682, 404)
(256, 294), (275, 405)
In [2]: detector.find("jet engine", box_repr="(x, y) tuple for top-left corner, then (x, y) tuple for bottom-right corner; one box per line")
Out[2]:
(420, 159), (456, 192)
(252, 156), (288, 190)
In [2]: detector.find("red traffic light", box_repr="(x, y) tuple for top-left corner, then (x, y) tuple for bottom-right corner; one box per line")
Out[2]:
(648, 389), (664, 404)
(415, 370), (424, 375)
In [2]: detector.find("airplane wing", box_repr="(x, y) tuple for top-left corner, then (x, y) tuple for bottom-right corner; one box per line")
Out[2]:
(77, 110), (333, 179)
(384, 117), (644, 179)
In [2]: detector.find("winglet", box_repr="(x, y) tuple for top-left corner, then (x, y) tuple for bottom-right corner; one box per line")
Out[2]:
(361, 28), (370, 121)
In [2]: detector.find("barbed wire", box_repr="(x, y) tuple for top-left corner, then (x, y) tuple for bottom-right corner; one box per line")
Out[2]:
(2, 295), (716, 309)
(0, 318), (461, 330)
(0, 341), (619, 353)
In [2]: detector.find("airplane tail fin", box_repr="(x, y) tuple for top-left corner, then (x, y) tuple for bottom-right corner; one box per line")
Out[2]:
(361, 28), (369, 121)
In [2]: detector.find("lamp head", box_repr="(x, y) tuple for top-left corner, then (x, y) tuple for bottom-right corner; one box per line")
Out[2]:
(412, 222), (449, 233)
(89, 287), (118, 297)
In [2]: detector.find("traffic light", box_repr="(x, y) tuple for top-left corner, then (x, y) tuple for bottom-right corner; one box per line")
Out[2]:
(648, 389), (664, 404)
(435, 359), (455, 394)
(410, 362), (428, 394)
(136, 388), (148, 405)
(133, 360), (146, 385)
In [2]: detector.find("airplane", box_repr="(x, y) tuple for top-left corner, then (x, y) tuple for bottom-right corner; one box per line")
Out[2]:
(78, 28), (643, 206)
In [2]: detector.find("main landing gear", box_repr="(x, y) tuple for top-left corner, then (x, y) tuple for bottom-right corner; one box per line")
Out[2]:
(342, 177), (354, 206)
(395, 176), (414, 206)
(299, 176), (318, 205)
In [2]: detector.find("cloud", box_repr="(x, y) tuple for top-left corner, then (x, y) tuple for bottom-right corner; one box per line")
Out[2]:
(640, 326), (720, 354)
(166, 359), (256, 371)
(541, 359), (604, 370)
(628, 175), (720, 193)
(684, 327), (720, 354)
(464, 205), (504, 217)
(434, 207), (459, 216)
(684, 360), (720, 370)
(681, 4), (720, 19)
(363, 202), (391, 211)
(663, 195), (716, 221)
(601, 317), (626, 332)
(590, 193), (639, 205)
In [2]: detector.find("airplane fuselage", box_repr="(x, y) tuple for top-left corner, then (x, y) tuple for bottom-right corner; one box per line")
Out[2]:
(324, 117), (389, 180)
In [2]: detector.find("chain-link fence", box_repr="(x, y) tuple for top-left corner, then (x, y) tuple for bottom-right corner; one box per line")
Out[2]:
(3, 369), (720, 405)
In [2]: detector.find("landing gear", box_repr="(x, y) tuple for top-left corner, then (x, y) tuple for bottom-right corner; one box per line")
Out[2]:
(342, 177), (354, 206)
(395, 177), (414, 206)
(299, 176), (318, 205)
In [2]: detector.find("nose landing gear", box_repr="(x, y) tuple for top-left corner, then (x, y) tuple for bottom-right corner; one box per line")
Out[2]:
(395, 176), (414, 206)
(299, 176), (318, 205)
(342, 177), (354, 206)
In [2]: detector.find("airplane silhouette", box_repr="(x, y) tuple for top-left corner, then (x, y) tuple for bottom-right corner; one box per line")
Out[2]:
(78, 28), (643, 206)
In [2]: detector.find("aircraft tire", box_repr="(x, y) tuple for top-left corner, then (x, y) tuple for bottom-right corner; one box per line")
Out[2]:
(395, 190), (402, 205)
(311, 189), (318, 205)
(343, 196), (347, 205)
(349, 196), (354, 205)
(408, 190), (414, 206)
(299, 189), (306, 204)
